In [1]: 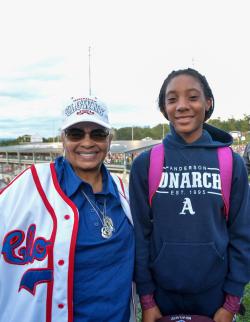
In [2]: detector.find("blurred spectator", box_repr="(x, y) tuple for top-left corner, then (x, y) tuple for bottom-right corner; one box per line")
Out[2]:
(232, 144), (246, 156)
(0, 179), (7, 191)
(243, 143), (250, 175)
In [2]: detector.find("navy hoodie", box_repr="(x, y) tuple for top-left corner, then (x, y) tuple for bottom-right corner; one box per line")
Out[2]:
(129, 123), (250, 297)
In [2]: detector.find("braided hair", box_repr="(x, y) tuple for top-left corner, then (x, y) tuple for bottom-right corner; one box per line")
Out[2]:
(158, 68), (214, 121)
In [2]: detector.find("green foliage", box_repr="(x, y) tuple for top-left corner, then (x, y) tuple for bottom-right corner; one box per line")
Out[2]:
(43, 136), (61, 143)
(1, 115), (250, 143)
(114, 124), (170, 140)
(0, 135), (45, 145)
(237, 283), (250, 321)
(208, 114), (250, 136)
(137, 305), (142, 322)
(0, 139), (19, 146)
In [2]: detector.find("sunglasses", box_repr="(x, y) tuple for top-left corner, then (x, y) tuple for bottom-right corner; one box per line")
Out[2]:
(64, 127), (110, 142)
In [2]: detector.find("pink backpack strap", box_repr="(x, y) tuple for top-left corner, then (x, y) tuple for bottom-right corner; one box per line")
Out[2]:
(149, 143), (164, 206)
(217, 147), (233, 220)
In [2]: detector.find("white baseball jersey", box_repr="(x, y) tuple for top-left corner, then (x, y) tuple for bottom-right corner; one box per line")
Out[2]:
(0, 163), (136, 322)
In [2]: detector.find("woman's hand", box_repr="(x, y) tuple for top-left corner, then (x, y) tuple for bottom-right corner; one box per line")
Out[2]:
(142, 305), (163, 322)
(213, 307), (235, 322)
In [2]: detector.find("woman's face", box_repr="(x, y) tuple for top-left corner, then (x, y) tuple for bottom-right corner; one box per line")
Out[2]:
(62, 122), (112, 178)
(164, 74), (211, 143)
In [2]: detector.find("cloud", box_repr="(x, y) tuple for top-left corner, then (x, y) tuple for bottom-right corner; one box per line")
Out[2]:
(0, 116), (61, 138)
(0, 58), (66, 110)
(0, 0), (250, 139)
(0, 89), (43, 100)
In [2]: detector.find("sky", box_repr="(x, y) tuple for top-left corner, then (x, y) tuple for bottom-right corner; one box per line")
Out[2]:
(0, 0), (250, 138)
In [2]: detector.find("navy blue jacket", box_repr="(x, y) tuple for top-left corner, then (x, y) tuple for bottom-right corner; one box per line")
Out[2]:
(129, 123), (250, 297)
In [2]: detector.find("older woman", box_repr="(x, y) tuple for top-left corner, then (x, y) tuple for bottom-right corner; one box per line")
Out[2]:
(0, 96), (135, 322)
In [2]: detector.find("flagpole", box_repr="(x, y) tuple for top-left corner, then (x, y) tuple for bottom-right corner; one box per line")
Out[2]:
(88, 46), (92, 96)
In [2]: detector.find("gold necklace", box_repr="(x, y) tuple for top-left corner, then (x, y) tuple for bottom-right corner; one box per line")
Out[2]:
(81, 190), (115, 239)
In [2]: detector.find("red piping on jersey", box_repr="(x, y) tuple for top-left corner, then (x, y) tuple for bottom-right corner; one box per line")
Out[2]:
(50, 163), (79, 322)
(31, 164), (57, 322)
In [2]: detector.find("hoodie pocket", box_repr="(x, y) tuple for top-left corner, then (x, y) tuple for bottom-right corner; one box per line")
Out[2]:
(150, 241), (227, 293)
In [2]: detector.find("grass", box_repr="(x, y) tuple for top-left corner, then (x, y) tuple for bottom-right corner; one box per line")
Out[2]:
(237, 283), (250, 321)
(136, 305), (142, 322)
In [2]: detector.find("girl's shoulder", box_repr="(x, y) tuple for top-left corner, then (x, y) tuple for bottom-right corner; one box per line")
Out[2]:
(232, 149), (246, 167)
(129, 149), (152, 185)
(131, 149), (151, 168)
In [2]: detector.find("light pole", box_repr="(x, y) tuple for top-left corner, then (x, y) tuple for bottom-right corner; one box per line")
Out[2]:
(88, 46), (92, 96)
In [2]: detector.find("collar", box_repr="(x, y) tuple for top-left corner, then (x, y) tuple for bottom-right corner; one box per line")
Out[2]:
(57, 157), (117, 198)
(167, 123), (212, 145)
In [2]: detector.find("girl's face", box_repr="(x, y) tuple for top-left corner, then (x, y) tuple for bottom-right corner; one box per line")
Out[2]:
(164, 74), (212, 143)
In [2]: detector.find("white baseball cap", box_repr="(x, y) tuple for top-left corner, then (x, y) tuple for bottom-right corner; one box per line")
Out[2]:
(61, 96), (111, 130)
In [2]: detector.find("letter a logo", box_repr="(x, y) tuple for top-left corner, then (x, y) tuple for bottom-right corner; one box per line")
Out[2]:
(179, 198), (195, 215)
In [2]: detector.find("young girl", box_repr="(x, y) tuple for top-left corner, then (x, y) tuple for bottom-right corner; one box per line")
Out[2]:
(129, 68), (250, 322)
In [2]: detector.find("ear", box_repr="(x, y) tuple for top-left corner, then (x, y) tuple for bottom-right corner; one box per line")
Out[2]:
(205, 98), (212, 112)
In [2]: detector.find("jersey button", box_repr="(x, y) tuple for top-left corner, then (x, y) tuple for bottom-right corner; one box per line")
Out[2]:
(64, 214), (70, 220)
(58, 259), (64, 266)
(58, 303), (64, 309)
